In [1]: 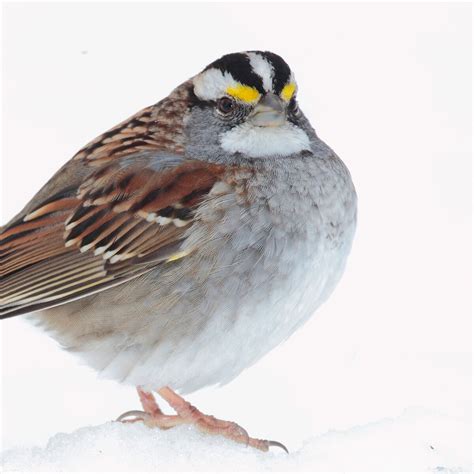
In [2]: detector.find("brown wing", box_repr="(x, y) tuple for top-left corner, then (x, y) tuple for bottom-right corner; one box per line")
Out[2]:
(0, 153), (225, 319)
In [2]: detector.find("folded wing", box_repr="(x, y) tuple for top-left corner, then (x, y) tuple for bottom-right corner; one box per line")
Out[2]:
(0, 152), (224, 318)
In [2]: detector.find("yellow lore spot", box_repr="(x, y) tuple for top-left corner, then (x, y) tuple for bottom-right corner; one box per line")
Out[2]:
(281, 82), (296, 101)
(226, 84), (260, 103)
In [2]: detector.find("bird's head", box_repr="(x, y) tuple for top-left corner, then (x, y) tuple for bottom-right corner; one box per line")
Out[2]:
(184, 51), (314, 160)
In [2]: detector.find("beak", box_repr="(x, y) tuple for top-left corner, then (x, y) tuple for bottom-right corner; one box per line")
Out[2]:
(249, 93), (286, 127)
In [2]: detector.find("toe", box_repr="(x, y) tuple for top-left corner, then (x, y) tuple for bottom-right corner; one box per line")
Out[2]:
(247, 438), (289, 453)
(194, 416), (249, 445)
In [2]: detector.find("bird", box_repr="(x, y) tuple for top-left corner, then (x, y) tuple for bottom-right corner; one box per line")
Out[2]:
(0, 51), (357, 452)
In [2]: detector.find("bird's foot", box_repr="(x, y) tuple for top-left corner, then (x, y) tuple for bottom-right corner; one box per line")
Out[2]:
(116, 386), (288, 453)
(156, 386), (288, 453)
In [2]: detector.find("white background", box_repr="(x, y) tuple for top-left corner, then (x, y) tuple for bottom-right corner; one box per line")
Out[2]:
(1, 0), (471, 464)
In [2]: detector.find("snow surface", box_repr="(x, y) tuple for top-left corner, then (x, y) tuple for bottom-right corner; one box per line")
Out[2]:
(1, 408), (471, 472)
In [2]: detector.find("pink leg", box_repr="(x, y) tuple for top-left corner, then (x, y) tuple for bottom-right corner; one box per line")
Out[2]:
(137, 387), (163, 416)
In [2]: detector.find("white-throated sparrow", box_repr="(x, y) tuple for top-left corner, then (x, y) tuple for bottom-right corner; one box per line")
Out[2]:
(1, 51), (357, 451)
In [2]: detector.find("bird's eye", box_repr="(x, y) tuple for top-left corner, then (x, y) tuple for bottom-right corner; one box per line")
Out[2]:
(217, 97), (235, 114)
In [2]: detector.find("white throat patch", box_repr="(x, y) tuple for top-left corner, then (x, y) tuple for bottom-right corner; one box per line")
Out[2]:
(220, 122), (311, 158)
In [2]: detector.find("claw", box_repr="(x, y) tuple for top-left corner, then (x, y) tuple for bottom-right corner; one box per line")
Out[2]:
(116, 410), (148, 422)
(268, 439), (289, 454)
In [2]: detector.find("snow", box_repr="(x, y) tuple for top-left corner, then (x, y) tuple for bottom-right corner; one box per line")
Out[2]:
(2, 408), (471, 472)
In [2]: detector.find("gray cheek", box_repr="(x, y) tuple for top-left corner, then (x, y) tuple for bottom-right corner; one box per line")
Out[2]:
(184, 106), (254, 163)
(184, 107), (226, 160)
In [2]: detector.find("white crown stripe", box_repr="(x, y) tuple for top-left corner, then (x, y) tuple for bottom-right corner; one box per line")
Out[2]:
(247, 52), (274, 93)
(193, 68), (238, 101)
